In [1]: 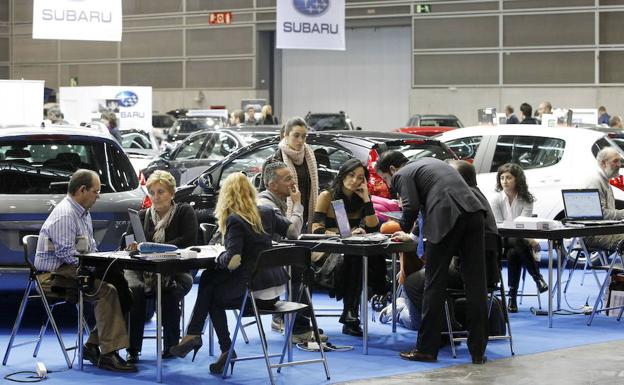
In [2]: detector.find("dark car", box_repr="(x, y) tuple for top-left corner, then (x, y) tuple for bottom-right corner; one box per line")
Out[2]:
(165, 116), (226, 144)
(173, 131), (456, 224)
(141, 125), (281, 185)
(0, 125), (144, 268)
(305, 112), (359, 131)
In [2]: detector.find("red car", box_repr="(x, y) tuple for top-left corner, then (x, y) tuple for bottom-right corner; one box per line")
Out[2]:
(396, 114), (463, 137)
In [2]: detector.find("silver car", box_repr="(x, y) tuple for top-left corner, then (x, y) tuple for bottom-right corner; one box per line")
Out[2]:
(0, 125), (144, 268)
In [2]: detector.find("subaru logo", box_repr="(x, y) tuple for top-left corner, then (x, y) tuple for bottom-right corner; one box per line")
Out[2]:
(115, 91), (139, 107)
(293, 0), (330, 16)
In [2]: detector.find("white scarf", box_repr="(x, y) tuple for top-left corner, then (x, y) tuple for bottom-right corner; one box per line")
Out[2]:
(278, 139), (319, 228)
(148, 203), (177, 243)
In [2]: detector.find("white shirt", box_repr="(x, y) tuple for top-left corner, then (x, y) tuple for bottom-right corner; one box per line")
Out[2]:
(490, 191), (533, 223)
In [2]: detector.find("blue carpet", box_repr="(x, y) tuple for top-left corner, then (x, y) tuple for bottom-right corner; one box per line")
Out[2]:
(1, 265), (624, 384)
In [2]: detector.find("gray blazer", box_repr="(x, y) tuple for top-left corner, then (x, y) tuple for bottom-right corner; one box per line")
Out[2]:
(392, 158), (485, 244)
(583, 168), (624, 220)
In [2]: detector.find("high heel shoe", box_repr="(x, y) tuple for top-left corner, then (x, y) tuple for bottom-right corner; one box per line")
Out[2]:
(169, 335), (202, 361)
(534, 276), (548, 293)
(209, 350), (237, 375)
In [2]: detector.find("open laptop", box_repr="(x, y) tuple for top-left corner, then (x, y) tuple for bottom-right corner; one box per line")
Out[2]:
(127, 209), (179, 258)
(561, 189), (622, 226)
(128, 208), (147, 243)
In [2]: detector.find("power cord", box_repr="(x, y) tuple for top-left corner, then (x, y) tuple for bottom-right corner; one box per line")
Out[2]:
(4, 371), (43, 383)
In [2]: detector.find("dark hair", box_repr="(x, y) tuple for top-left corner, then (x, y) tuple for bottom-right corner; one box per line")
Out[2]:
(505, 105), (514, 114)
(329, 158), (369, 200)
(375, 150), (409, 173)
(447, 159), (477, 187)
(263, 161), (288, 186)
(233, 109), (245, 123)
(520, 103), (532, 119)
(68, 169), (98, 195)
(284, 117), (308, 135)
(495, 163), (534, 203)
(101, 110), (118, 129)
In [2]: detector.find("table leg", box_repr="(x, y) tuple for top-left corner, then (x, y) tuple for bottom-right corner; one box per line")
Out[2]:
(78, 285), (84, 370)
(287, 266), (293, 362)
(156, 273), (162, 383)
(391, 252), (397, 333)
(548, 240), (553, 328)
(362, 255), (368, 354)
(556, 242), (562, 311)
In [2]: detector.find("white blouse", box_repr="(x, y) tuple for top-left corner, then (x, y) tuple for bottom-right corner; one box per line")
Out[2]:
(490, 191), (533, 223)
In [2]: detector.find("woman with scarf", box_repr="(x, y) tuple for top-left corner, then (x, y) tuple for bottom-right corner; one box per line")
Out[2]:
(124, 170), (197, 362)
(264, 117), (319, 232)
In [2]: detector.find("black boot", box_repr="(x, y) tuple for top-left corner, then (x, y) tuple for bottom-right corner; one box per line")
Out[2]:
(533, 275), (548, 293)
(339, 308), (360, 325)
(508, 288), (518, 313)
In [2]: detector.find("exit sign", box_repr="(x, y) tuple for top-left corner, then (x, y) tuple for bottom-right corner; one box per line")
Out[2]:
(209, 12), (232, 25)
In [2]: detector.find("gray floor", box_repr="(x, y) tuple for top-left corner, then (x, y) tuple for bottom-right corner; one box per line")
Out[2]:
(339, 341), (623, 385)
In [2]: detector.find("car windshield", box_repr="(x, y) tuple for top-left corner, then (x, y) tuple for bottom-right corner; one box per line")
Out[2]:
(170, 117), (224, 134)
(419, 119), (461, 128)
(0, 139), (138, 194)
(120, 131), (155, 150)
(307, 115), (350, 131)
(152, 115), (175, 128)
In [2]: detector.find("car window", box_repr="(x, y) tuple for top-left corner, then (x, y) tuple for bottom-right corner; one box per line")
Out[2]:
(307, 115), (349, 131)
(490, 135), (565, 172)
(395, 143), (456, 161)
(220, 144), (279, 185)
(591, 138), (613, 157)
(121, 132), (154, 150)
(309, 144), (352, 170)
(444, 136), (482, 162)
(198, 132), (239, 160)
(0, 139), (137, 194)
(174, 134), (208, 160)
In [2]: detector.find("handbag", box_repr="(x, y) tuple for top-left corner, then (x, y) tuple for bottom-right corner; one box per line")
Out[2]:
(312, 253), (344, 290)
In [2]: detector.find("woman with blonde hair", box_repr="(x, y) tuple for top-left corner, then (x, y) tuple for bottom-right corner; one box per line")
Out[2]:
(259, 104), (279, 125)
(124, 170), (197, 362)
(170, 173), (292, 373)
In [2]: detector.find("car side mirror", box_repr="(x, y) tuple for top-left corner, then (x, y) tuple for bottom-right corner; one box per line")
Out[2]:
(199, 173), (214, 192)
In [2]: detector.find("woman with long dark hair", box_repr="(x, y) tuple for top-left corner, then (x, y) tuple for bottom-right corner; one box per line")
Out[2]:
(489, 163), (547, 312)
(311, 158), (387, 336)
(169, 173), (292, 373)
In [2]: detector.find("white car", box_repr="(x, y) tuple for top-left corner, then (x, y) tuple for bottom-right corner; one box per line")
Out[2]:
(438, 125), (624, 220)
(119, 128), (161, 175)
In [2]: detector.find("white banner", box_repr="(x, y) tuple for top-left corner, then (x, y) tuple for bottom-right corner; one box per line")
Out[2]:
(277, 0), (345, 51)
(33, 0), (122, 42)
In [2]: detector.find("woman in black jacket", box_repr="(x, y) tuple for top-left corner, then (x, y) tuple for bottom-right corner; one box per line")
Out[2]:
(170, 172), (292, 374)
(124, 170), (197, 362)
(124, 170), (198, 362)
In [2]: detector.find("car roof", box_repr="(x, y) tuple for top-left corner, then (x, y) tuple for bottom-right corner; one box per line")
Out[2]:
(439, 124), (606, 140)
(322, 130), (431, 141)
(0, 124), (114, 140)
(411, 114), (459, 119)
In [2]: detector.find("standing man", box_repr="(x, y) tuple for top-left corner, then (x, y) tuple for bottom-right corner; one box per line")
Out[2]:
(505, 105), (519, 124)
(375, 151), (489, 364)
(258, 161), (328, 343)
(35, 169), (136, 373)
(245, 106), (257, 125)
(519, 102), (538, 125)
(598, 106), (611, 125)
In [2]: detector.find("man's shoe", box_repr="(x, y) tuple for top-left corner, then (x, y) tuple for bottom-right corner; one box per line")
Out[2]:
(98, 352), (138, 373)
(341, 323), (363, 337)
(399, 349), (437, 362)
(125, 349), (139, 364)
(291, 330), (329, 344)
(83, 343), (100, 366)
(472, 355), (487, 364)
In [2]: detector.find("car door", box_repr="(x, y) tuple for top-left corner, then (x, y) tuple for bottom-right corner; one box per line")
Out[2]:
(179, 131), (241, 185)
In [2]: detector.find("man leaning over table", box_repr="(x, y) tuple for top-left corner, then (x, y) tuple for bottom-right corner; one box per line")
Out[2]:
(583, 147), (624, 251)
(34, 169), (136, 373)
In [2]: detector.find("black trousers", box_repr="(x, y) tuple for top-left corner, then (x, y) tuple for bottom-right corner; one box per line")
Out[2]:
(505, 238), (541, 291)
(186, 268), (276, 353)
(336, 254), (386, 319)
(416, 212), (488, 358)
(126, 272), (193, 352)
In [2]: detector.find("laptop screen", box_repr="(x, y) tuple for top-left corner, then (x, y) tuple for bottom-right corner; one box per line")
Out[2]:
(128, 208), (147, 243)
(331, 200), (352, 238)
(561, 189), (604, 220)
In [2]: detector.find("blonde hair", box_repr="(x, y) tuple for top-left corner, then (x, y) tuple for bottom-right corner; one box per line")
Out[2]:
(215, 173), (265, 238)
(146, 170), (176, 195)
(261, 104), (272, 118)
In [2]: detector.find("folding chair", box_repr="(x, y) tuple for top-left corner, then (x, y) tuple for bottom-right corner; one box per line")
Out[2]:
(3, 235), (74, 368)
(563, 237), (609, 292)
(587, 239), (624, 326)
(444, 234), (515, 358)
(517, 267), (543, 309)
(221, 246), (330, 385)
(198, 223), (250, 355)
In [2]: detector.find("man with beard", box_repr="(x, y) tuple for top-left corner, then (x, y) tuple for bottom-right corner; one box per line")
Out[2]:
(583, 147), (624, 250)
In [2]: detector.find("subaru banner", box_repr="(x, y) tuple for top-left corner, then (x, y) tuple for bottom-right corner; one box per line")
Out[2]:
(277, 0), (345, 50)
(33, 0), (122, 42)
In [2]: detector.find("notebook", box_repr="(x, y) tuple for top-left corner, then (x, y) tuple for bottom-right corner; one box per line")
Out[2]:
(127, 208), (180, 259)
(561, 189), (622, 226)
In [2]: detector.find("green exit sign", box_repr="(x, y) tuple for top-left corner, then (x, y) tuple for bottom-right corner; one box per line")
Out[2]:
(416, 4), (431, 13)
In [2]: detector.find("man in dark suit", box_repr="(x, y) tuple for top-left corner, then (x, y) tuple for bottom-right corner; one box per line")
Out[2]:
(376, 151), (489, 364)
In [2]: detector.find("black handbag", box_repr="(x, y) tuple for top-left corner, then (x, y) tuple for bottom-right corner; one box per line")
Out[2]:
(312, 253), (344, 290)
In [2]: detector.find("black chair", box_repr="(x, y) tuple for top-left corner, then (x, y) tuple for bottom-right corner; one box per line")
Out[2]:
(3, 235), (74, 368)
(444, 234), (515, 358)
(587, 239), (624, 325)
(220, 246), (330, 385)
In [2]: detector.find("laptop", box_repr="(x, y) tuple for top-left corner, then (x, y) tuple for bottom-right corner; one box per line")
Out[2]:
(127, 209), (179, 259)
(128, 208), (147, 243)
(561, 189), (622, 226)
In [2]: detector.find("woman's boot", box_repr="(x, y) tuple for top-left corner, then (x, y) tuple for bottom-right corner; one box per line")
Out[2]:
(508, 287), (518, 313)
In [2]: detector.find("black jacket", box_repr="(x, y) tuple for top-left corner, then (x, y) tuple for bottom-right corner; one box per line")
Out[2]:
(126, 203), (198, 248)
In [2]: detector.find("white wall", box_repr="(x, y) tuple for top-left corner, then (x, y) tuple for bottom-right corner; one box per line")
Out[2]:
(280, 27), (411, 131)
(410, 87), (624, 127)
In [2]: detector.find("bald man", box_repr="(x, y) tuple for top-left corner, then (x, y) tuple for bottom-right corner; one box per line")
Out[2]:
(583, 147), (624, 250)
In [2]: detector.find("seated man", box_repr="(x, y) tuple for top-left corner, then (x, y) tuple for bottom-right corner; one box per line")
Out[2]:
(34, 169), (136, 373)
(583, 147), (624, 250)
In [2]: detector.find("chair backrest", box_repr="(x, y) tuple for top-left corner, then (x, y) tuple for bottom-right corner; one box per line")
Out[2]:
(251, 246), (311, 284)
(23, 235), (39, 272)
(199, 223), (217, 245)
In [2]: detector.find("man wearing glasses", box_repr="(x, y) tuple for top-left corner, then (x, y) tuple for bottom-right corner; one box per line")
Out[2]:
(35, 169), (136, 373)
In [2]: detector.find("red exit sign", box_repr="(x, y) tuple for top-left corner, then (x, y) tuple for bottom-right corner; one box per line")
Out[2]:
(209, 12), (232, 25)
